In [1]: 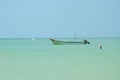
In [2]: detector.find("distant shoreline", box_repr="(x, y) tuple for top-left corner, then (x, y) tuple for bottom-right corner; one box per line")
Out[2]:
(0, 37), (120, 40)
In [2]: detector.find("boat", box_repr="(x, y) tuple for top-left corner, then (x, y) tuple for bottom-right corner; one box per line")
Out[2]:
(50, 38), (90, 45)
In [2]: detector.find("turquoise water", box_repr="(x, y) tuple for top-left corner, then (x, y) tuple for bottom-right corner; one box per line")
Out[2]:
(0, 38), (120, 80)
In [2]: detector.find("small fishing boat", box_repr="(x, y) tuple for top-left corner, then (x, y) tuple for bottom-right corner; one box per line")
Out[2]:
(50, 38), (90, 45)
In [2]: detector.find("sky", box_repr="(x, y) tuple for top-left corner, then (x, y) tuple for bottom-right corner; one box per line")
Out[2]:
(0, 0), (120, 38)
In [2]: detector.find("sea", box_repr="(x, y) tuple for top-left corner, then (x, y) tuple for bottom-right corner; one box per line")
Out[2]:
(0, 38), (120, 80)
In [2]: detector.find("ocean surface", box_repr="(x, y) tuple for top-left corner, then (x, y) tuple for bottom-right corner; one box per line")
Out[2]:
(0, 38), (120, 80)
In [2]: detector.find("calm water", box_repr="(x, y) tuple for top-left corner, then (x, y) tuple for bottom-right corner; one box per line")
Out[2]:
(0, 38), (120, 80)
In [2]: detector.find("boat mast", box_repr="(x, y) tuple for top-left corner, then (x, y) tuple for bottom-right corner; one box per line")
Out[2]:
(74, 32), (77, 42)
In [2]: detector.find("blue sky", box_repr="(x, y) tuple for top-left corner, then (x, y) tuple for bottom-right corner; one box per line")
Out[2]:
(0, 0), (120, 38)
